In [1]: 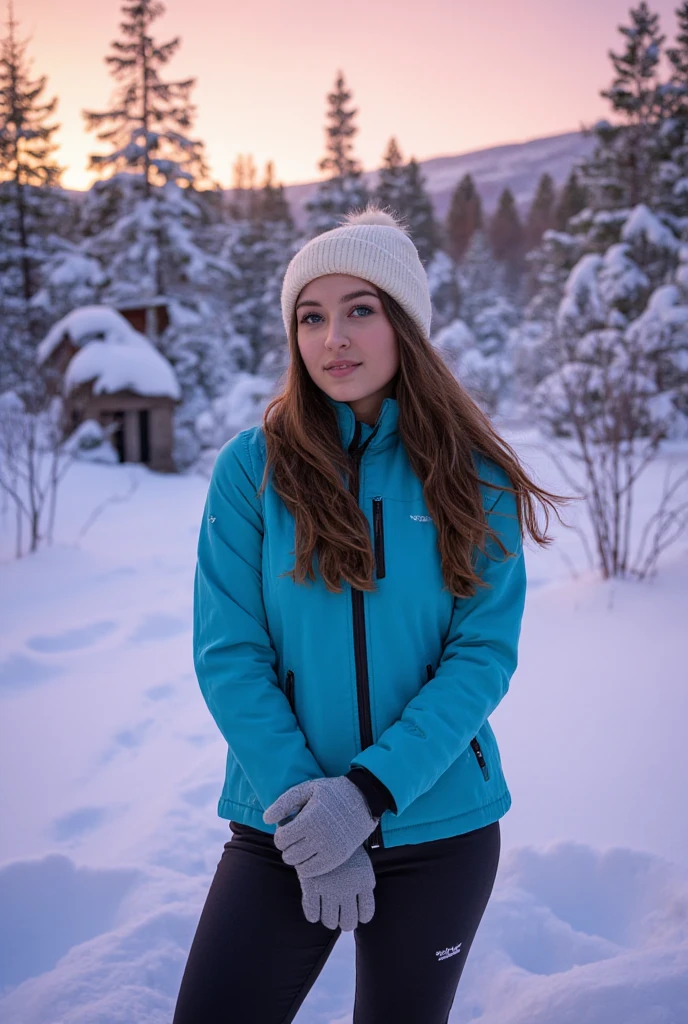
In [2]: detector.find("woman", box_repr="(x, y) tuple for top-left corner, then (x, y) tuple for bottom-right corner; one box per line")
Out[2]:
(173, 205), (569, 1023)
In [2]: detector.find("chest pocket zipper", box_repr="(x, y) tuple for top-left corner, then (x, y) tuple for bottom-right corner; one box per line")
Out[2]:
(285, 669), (296, 713)
(426, 664), (490, 781)
(372, 497), (386, 579)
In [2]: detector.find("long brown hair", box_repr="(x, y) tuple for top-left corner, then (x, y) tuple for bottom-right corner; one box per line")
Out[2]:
(258, 286), (574, 597)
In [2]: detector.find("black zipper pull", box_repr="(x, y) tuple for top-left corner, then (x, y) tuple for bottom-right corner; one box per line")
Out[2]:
(372, 497), (386, 579)
(470, 737), (490, 781)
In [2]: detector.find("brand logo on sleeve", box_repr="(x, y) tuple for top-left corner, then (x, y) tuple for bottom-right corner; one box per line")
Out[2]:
(435, 942), (462, 961)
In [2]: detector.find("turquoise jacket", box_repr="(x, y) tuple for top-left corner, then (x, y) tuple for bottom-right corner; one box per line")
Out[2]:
(193, 394), (527, 849)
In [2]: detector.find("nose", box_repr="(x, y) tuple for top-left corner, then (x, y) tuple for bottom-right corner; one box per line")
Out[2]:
(324, 313), (351, 350)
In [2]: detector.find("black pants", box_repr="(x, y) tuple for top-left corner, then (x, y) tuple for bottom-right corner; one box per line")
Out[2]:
(173, 818), (501, 1024)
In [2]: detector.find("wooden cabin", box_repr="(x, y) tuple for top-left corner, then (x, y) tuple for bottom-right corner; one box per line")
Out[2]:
(38, 306), (181, 473)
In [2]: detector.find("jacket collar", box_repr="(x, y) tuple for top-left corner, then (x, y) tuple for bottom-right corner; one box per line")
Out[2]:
(324, 393), (400, 453)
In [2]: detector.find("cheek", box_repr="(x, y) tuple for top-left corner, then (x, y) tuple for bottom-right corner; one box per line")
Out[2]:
(370, 326), (399, 372)
(297, 336), (318, 372)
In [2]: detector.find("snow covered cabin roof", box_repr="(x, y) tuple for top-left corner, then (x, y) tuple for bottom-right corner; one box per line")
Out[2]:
(37, 305), (181, 401)
(114, 296), (171, 311)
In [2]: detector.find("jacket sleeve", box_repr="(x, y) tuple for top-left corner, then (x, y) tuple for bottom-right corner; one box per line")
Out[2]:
(193, 431), (326, 811)
(349, 471), (526, 817)
(346, 765), (398, 817)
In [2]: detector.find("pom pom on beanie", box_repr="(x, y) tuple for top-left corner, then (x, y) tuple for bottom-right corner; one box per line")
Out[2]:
(339, 207), (412, 233)
(280, 203), (432, 339)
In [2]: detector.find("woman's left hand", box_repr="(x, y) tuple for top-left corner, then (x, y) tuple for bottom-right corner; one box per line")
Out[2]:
(263, 776), (379, 877)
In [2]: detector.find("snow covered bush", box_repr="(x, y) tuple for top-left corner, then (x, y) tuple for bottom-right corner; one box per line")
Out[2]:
(442, 228), (521, 416)
(425, 248), (461, 331)
(433, 317), (512, 416)
(0, 390), (73, 557)
(63, 419), (119, 464)
(193, 371), (277, 475)
(532, 207), (688, 579)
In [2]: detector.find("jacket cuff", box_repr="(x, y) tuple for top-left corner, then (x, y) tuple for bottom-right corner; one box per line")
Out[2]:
(345, 766), (398, 817)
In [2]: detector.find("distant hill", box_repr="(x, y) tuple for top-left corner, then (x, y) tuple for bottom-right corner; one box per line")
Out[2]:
(281, 128), (596, 229)
(64, 128), (597, 226)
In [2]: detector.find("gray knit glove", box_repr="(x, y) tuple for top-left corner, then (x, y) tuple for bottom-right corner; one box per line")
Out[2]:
(298, 843), (376, 931)
(263, 776), (379, 878)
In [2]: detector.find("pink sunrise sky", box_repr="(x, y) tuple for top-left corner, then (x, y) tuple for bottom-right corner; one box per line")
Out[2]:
(10, 0), (684, 191)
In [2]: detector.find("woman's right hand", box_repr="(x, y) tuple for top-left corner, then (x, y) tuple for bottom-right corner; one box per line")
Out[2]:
(297, 843), (376, 931)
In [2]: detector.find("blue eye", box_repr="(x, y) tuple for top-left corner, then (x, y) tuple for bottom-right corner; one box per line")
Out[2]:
(299, 305), (374, 324)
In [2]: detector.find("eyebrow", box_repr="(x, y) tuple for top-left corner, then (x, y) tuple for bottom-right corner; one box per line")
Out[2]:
(295, 289), (379, 311)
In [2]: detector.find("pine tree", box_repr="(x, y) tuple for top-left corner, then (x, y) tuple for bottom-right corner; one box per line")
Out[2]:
(304, 70), (369, 237)
(227, 153), (258, 220)
(83, 0), (209, 194)
(513, 3), (685, 416)
(258, 160), (293, 225)
(403, 157), (440, 266)
(668, 0), (688, 74)
(370, 137), (449, 318)
(580, 2), (668, 210)
(508, 227), (583, 398)
(0, 0), (61, 304)
(220, 160), (297, 373)
(524, 172), (557, 252)
(667, 0), (688, 94)
(657, 1), (688, 219)
(434, 228), (518, 415)
(371, 141), (439, 265)
(80, 175), (234, 304)
(158, 159), (297, 466)
(0, 0), (65, 396)
(489, 187), (525, 289)
(459, 229), (504, 322)
(255, 161), (297, 375)
(554, 167), (589, 230)
(373, 136), (407, 219)
(426, 249), (462, 332)
(446, 173), (483, 263)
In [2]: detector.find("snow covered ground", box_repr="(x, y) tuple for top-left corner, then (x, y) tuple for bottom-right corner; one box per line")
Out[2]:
(1, 426), (687, 1023)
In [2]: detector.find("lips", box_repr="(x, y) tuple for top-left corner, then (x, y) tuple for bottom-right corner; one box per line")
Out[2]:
(325, 363), (361, 377)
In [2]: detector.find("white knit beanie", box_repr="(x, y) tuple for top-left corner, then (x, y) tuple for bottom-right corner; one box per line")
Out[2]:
(281, 204), (432, 340)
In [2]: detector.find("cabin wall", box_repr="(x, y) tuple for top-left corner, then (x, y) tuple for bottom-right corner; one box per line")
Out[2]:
(65, 389), (177, 472)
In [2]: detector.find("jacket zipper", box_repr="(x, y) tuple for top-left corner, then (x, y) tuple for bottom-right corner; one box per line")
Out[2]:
(426, 664), (489, 780)
(470, 738), (490, 780)
(348, 420), (385, 851)
(372, 497), (386, 578)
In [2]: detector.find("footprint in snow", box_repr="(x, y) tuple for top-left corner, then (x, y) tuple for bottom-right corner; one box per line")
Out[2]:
(26, 620), (117, 653)
(97, 719), (155, 766)
(0, 654), (64, 693)
(50, 806), (115, 843)
(144, 682), (176, 701)
(128, 613), (188, 643)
